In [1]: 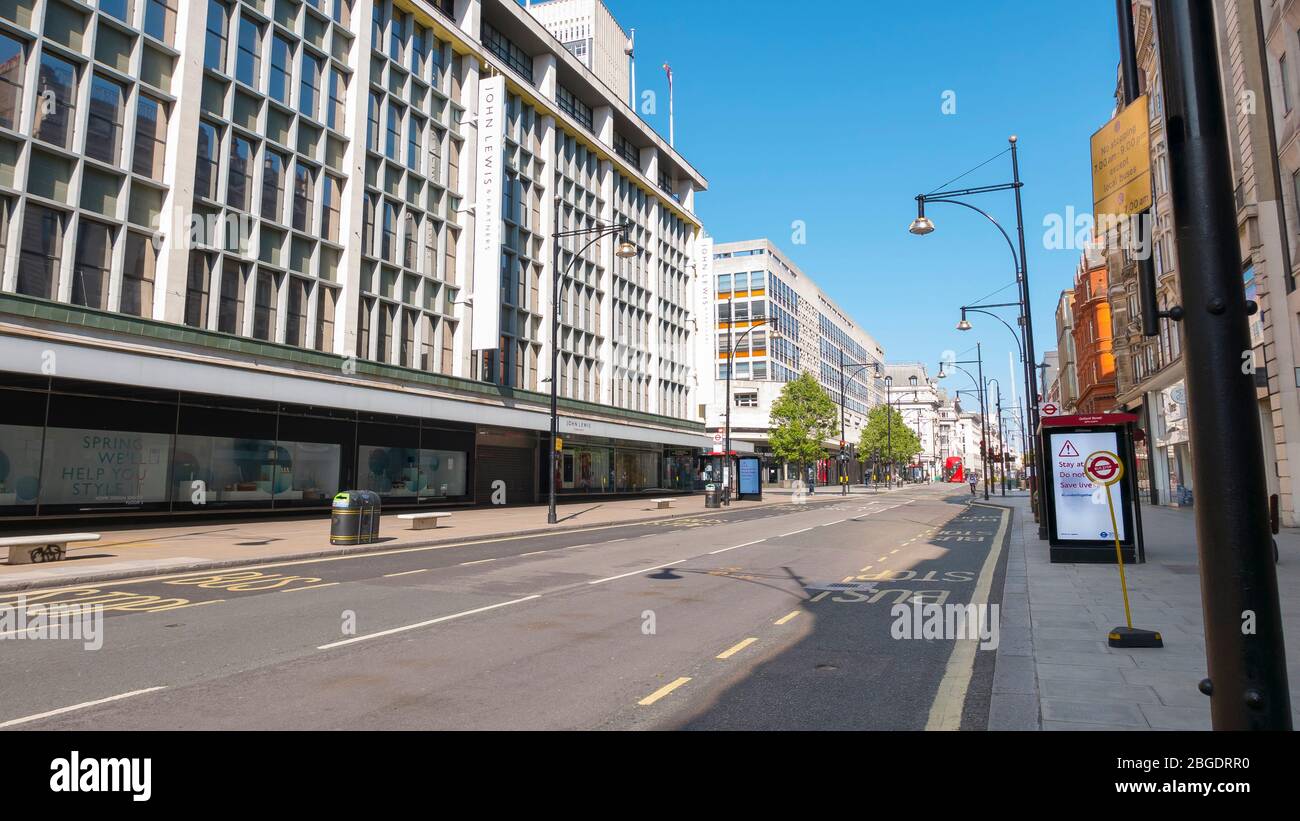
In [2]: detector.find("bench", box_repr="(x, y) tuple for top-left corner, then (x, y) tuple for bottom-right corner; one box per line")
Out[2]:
(0, 534), (101, 565)
(650, 498), (674, 510)
(396, 512), (453, 531)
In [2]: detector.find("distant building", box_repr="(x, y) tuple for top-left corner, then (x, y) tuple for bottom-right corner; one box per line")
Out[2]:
(696, 237), (886, 486)
(525, 0), (631, 102)
(1072, 245), (1118, 414)
(1055, 290), (1079, 412)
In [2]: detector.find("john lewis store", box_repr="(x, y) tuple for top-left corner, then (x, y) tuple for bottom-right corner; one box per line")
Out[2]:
(0, 310), (712, 521)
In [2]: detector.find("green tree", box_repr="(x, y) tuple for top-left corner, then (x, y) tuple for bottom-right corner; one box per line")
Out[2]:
(857, 405), (922, 475)
(769, 372), (839, 477)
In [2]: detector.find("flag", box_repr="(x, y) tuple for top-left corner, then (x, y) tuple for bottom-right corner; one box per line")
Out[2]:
(662, 63), (672, 83)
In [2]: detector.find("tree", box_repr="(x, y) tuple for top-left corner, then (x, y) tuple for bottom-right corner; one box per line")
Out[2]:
(857, 405), (922, 476)
(769, 372), (839, 478)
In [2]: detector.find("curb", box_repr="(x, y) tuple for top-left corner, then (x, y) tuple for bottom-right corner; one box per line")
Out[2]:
(981, 498), (1044, 730)
(0, 493), (856, 593)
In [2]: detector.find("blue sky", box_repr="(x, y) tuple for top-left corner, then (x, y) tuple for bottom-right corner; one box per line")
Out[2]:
(602, 0), (1120, 404)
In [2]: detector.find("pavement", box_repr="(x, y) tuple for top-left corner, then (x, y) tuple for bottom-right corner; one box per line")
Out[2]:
(986, 492), (1300, 730)
(0, 483), (1010, 731)
(0, 485), (888, 591)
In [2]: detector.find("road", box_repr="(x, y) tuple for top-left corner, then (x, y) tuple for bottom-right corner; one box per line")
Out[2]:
(1, 485), (1012, 731)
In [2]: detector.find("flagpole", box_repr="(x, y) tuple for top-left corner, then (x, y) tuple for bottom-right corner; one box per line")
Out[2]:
(663, 63), (675, 147)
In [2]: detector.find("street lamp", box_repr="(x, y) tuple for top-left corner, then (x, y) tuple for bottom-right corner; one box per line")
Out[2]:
(939, 343), (990, 500)
(548, 221), (637, 525)
(838, 350), (881, 495)
(910, 138), (1042, 522)
(723, 315), (775, 504)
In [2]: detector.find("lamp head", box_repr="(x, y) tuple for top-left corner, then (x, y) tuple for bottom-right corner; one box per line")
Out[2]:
(909, 197), (935, 236)
(616, 234), (637, 259)
(956, 318), (972, 332)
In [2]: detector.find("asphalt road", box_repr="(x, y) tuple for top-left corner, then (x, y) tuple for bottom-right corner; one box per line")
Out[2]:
(1, 485), (1012, 731)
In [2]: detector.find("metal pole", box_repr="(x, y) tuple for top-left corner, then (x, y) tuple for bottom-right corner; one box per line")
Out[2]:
(977, 344), (989, 501)
(1009, 138), (1043, 527)
(724, 298), (733, 506)
(548, 238), (562, 525)
(886, 381), (892, 488)
(840, 349), (847, 495)
(1155, 0), (1291, 729)
(997, 392), (1007, 496)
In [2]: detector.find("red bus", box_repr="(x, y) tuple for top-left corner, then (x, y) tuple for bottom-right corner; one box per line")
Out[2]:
(944, 457), (965, 483)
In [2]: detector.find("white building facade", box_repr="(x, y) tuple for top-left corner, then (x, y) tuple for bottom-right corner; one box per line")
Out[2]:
(0, 0), (712, 521)
(694, 237), (887, 485)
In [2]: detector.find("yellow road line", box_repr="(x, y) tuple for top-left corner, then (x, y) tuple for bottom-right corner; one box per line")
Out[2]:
(280, 583), (340, 593)
(859, 565), (873, 572)
(383, 569), (430, 578)
(716, 637), (758, 659)
(809, 591), (831, 602)
(638, 676), (691, 706)
(842, 576), (855, 582)
(774, 611), (800, 626)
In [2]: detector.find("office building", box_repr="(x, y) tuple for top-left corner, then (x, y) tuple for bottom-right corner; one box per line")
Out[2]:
(695, 237), (886, 485)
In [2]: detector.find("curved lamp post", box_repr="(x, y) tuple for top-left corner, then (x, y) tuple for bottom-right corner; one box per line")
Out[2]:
(723, 316), (775, 504)
(548, 222), (637, 524)
(911, 138), (1042, 518)
(938, 343), (989, 501)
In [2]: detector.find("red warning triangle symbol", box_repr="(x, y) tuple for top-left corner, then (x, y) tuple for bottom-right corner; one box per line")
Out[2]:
(1058, 440), (1079, 458)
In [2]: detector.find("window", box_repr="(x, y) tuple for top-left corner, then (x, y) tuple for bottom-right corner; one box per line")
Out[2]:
(227, 134), (254, 211)
(205, 1), (229, 72)
(121, 232), (157, 318)
(321, 174), (342, 243)
(100, 0), (132, 24)
(407, 115), (423, 173)
(386, 101), (402, 161)
(196, 121), (220, 200)
(262, 150), (286, 222)
(86, 75), (127, 166)
(269, 35), (293, 105)
(441, 320), (454, 373)
(252, 271), (278, 341)
(481, 22), (533, 83)
(357, 297), (373, 359)
(71, 221), (113, 309)
(217, 261), (246, 334)
(17, 204), (63, 300)
(389, 9), (406, 64)
(285, 277), (309, 348)
(381, 201), (397, 262)
(316, 286), (336, 353)
(0, 34), (25, 131)
(133, 94), (168, 179)
(144, 0), (179, 44)
(292, 163), (315, 232)
(34, 53), (77, 149)
(300, 53), (322, 120)
(184, 251), (213, 328)
(236, 18), (262, 87)
(327, 69), (346, 131)
(557, 86), (593, 131)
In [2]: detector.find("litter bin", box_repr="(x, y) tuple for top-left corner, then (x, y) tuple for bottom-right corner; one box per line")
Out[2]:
(704, 483), (722, 509)
(331, 490), (383, 545)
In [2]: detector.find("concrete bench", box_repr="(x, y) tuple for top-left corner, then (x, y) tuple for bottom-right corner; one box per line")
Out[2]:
(396, 512), (453, 531)
(0, 534), (101, 565)
(650, 498), (674, 510)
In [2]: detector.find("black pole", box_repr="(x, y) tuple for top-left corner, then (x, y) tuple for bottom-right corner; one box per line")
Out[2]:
(1154, 0), (1291, 729)
(886, 380), (892, 488)
(548, 237), (562, 525)
(1009, 139), (1043, 529)
(976, 344), (989, 501)
(724, 297), (733, 506)
(840, 349), (847, 495)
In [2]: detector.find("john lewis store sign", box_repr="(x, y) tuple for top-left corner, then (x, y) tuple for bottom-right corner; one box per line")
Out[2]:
(472, 75), (506, 351)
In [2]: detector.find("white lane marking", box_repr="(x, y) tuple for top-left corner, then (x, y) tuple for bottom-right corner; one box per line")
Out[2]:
(925, 504), (1010, 731)
(520, 551), (548, 557)
(587, 560), (685, 585)
(779, 528), (812, 538)
(0, 686), (167, 729)
(460, 558), (496, 566)
(383, 569), (430, 578)
(318, 596), (541, 650)
(709, 539), (766, 555)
